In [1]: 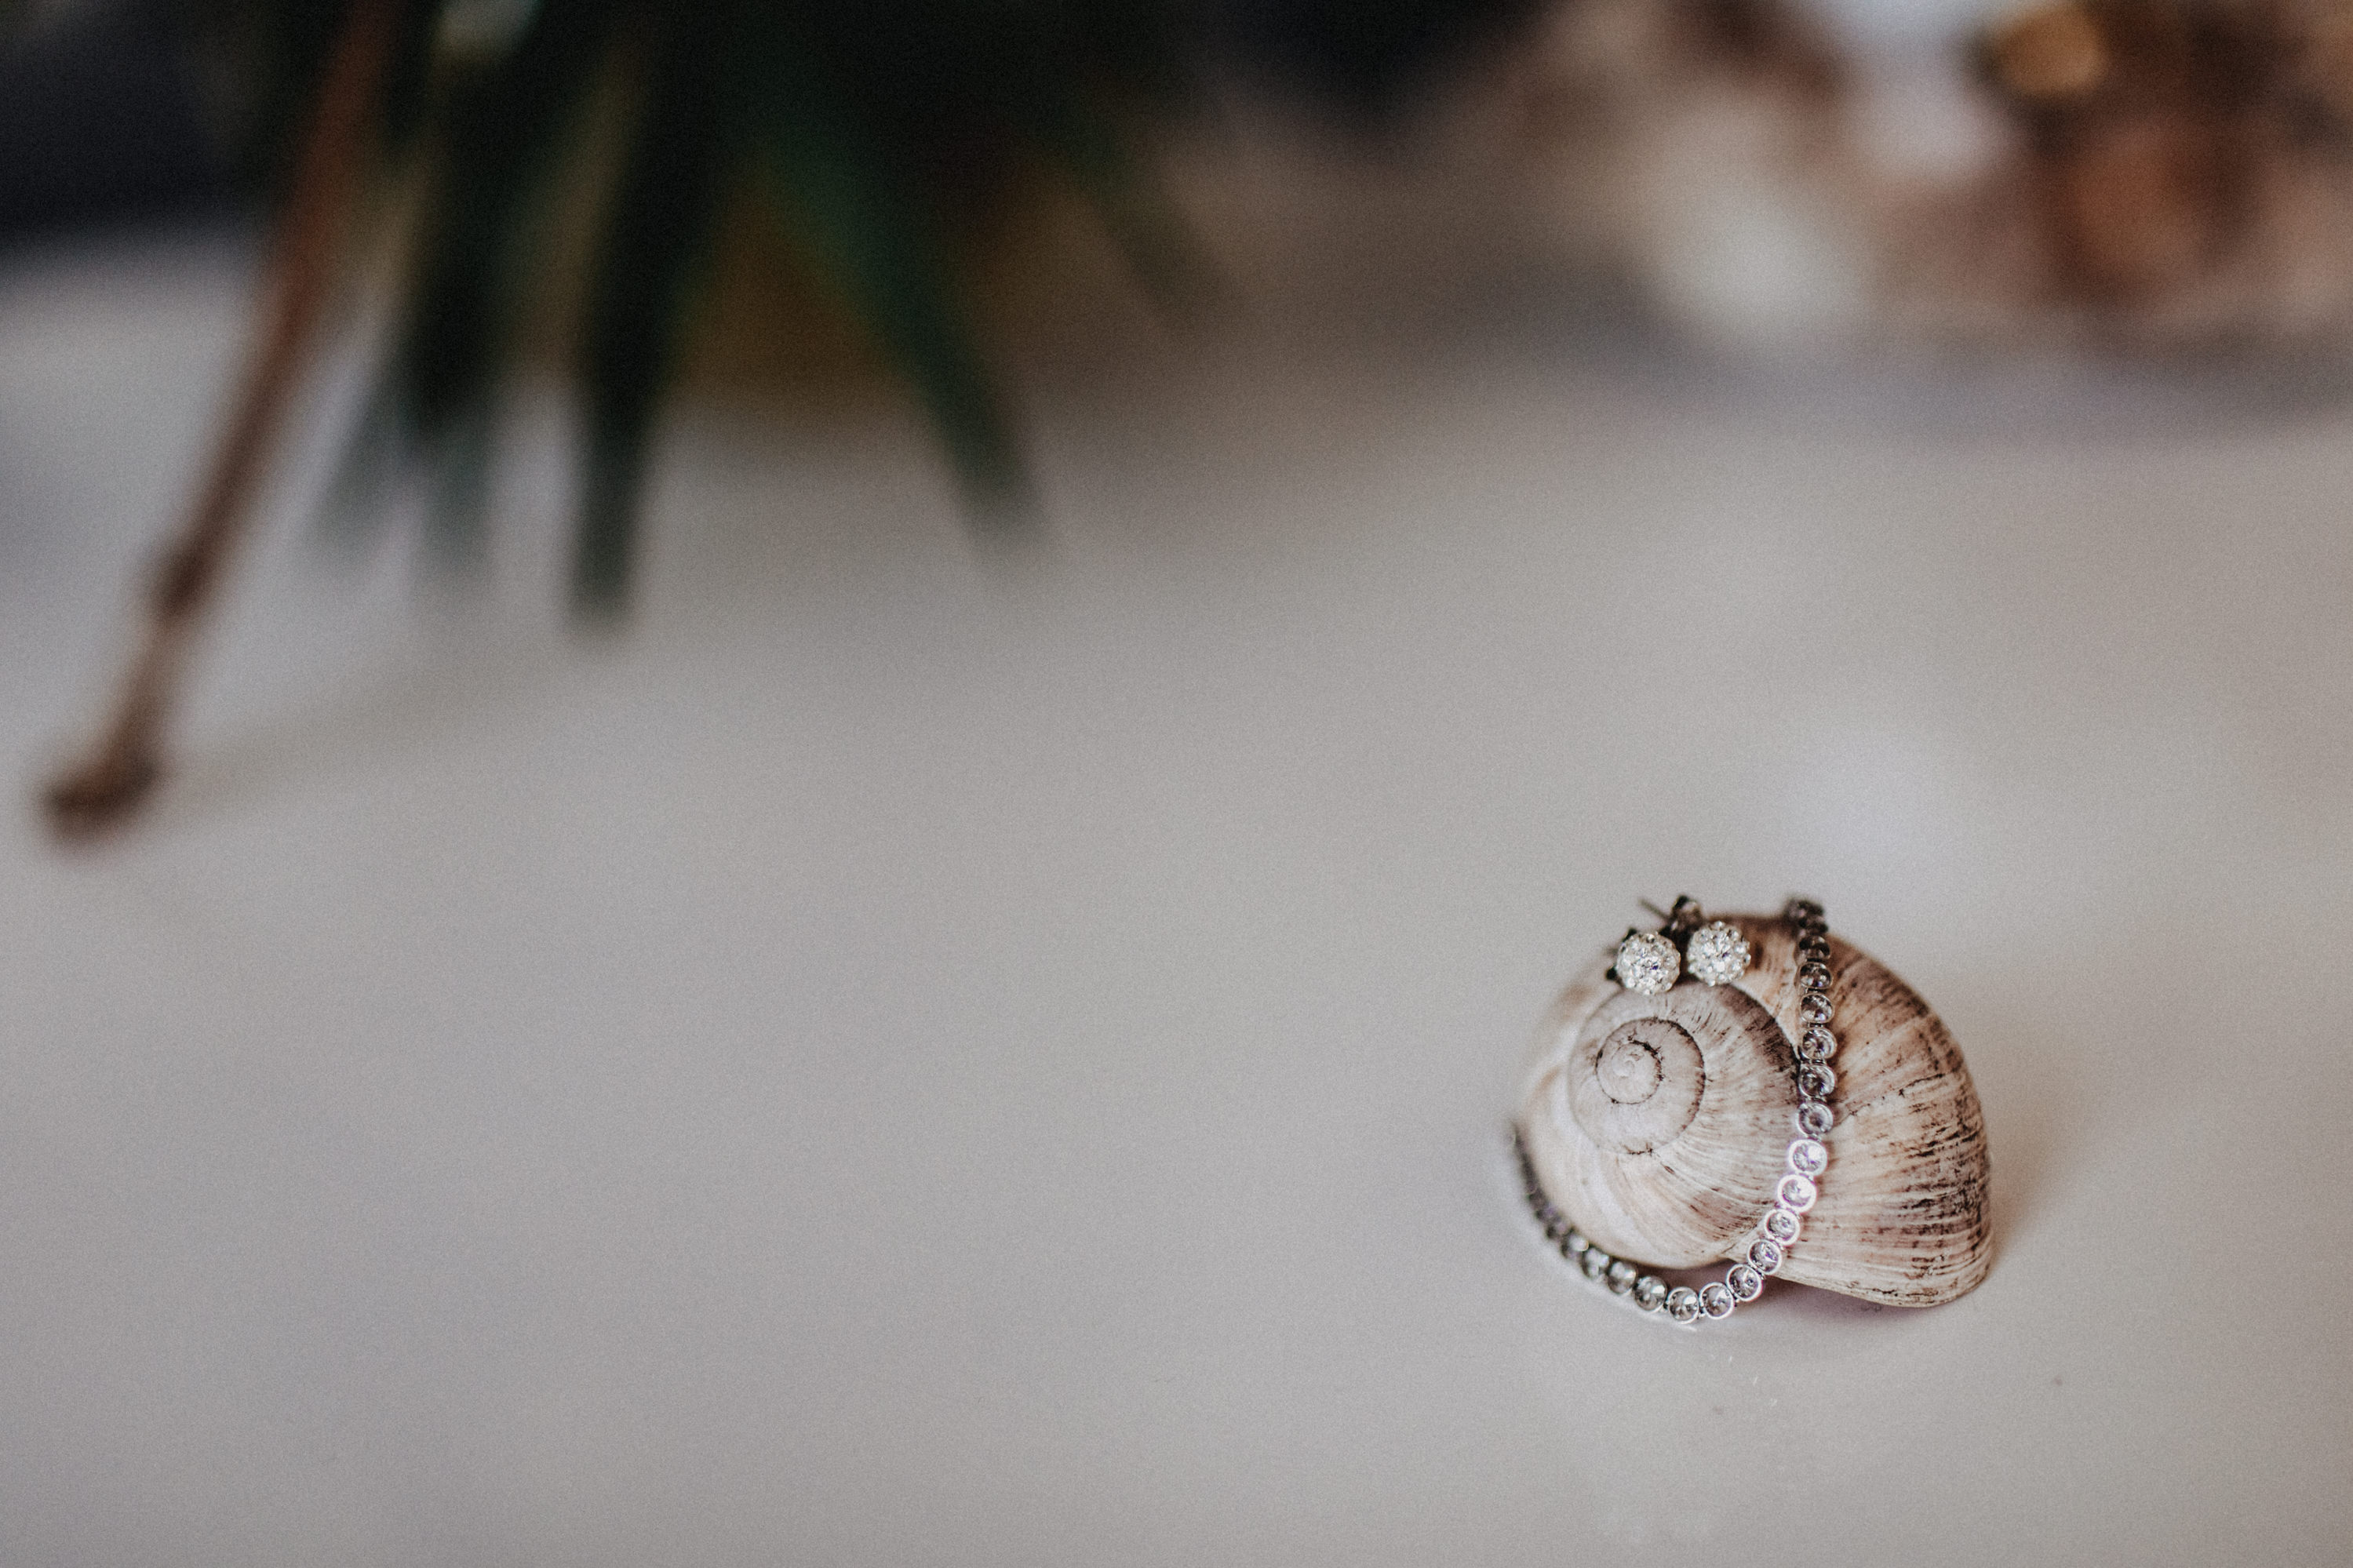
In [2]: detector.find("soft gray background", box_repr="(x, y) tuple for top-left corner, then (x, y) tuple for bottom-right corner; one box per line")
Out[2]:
(2, 239), (2348, 1566)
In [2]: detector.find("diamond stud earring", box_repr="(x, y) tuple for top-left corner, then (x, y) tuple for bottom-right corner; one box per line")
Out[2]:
(1613, 929), (1681, 995)
(1685, 919), (1752, 986)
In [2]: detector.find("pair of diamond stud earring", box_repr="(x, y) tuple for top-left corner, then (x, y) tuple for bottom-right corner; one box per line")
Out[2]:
(1610, 894), (1752, 995)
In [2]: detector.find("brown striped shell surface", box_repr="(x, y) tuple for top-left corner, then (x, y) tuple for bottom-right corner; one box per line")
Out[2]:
(1517, 914), (1991, 1307)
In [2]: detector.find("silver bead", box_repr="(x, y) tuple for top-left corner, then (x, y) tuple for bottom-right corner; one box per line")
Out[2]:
(1747, 1236), (1785, 1273)
(1582, 1246), (1612, 1280)
(1777, 1173), (1819, 1212)
(1797, 933), (1830, 959)
(1785, 897), (1823, 921)
(1798, 962), (1830, 991)
(1727, 1263), (1764, 1301)
(1563, 1229), (1590, 1257)
(1799, 1024), (1835, 1061)
(1608, 1259), (1637, 1294)
(1699, 1282), (1735, 1318)
(1666, 1287), (1702, 1323)
(1634, 1275), (1668, 1310)
(1615, 930), (1681, 995)
(1799, 991), (1832, 1024)
(1798, 1064), (1836, 1101)
(1763, 1206), (1801, 1244)
(1796, 1101), (1834, 1137)
(1788, 1137), (1827, 1177)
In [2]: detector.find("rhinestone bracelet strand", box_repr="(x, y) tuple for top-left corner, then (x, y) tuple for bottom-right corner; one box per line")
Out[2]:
(1515, 897), (1839, 1325)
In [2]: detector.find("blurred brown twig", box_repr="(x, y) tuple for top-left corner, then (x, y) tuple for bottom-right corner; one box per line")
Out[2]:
(45, 0), (398, 839)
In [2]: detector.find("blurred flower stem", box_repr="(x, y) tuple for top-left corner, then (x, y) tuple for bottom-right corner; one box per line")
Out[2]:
(45, 0), (398, 840)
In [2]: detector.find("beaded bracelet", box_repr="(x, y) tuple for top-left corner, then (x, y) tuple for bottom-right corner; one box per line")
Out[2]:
(1516, 896), (1838, 1325)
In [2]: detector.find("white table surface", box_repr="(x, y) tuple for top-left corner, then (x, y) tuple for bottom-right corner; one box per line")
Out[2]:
(2, 237), (2348, 1566)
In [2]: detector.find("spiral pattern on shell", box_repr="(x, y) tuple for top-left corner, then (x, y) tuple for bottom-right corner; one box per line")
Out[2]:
(1517, 913), (1991, 1307)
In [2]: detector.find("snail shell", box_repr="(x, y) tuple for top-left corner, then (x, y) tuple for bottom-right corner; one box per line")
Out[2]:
(1517, 914), (1991, 1306)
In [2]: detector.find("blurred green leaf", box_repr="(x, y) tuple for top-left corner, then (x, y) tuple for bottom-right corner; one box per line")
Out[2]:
(391, 0), (617, 432)
(571, 5), (732, 618)
(1003, 49), (1216, 318)
(742, 9), (1034, 530)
